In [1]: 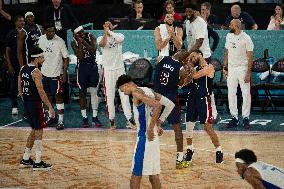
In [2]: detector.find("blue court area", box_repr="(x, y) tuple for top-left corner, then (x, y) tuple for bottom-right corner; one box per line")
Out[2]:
(1, 97), (284, 132)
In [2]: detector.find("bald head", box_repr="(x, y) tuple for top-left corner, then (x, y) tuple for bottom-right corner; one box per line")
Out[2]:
(231, 4), (241, 18)
(229, 19), (242, 34)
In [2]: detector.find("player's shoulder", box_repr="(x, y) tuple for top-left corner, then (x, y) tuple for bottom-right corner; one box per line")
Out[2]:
(241, 31), (252, 40)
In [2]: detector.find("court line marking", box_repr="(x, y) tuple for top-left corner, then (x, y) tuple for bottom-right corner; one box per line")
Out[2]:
(0, 119), (23, 128)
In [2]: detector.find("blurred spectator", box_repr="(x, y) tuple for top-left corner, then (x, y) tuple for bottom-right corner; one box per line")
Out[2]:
(160, 0), (183, 22)
(0, 0), (11, 21)
(128, 0), (151, 20)
(200, 2), (219, 26)
(267, 4), (284, 30)
(224, 4), (258, 30)
(44, 0), (78, 44)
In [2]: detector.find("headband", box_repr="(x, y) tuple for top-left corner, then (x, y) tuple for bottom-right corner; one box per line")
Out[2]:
(31, 53), (44, 58)
(74, 26), (83, 34)
(235, 158), (245, 164)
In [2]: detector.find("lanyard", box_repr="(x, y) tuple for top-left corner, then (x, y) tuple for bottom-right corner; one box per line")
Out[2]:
(54, 9), (61, 21)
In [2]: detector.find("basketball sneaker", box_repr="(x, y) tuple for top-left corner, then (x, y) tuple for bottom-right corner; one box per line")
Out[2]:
(126, 118), (136, 129)
(183, 149), (194, 168)
(12, 108), (18, 115)
(243, 117), (250, 129)
(46, 117), (57, 127)
(92, 117), (102, 127)
(176, 160), (185, 169)
(216, 151), (224, 164)
(225, 117), (238, 128)
(33, 161), (52, 171)
(20, 158), (34, 168)
(81, 117), (89, 128)
(56, 122), (64, 130)
(212, 114), (222, 124)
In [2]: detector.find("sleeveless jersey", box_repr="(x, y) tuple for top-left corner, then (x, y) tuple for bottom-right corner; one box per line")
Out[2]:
(20, 64), (40, 101)
(190, 65), (212, 97)
(249, 162), (284, 189)
(24, 24), (42, 57)
(153, 56), (181, 95)
(73, 32), (96, 64)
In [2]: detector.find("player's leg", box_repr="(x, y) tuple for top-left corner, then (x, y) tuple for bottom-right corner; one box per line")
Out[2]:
(149, 175), (161, 189)
(130, 175), (142, 189)
(103, 70), (116, 128)
(20, 129), (35, 168)
(42, 76), (56, 126)
(55, 88), (64, 130)
(211, 93), (221, 124)
(226, 69), (239, 128)
(116, 69), (135, 129)
(10, 73), (18, 115)
(238, 70), (251, 129)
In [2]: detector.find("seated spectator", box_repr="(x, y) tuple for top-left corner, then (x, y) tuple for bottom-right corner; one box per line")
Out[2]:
(200, 2), (219, 26)
(224, 4), (258, 30)
(160, 0), (183, 22)
(267, 4), (284, 30)
(128, 0), (151, 20)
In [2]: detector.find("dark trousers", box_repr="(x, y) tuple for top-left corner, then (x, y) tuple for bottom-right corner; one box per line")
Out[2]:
(10, 73), (18, 108)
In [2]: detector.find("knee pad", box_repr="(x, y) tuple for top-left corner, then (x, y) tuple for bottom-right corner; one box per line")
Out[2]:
(186, 122), (195, 138)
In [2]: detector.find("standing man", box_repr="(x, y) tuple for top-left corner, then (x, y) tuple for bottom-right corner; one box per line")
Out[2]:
(18, 47), (54, 171)
(71, 25), (101, 128)
(223, 19), (254, 129)
(184, 50), (223, 167)
(37, 23), (69, 130)
(5, 15), (25, 115)
(185, 4), (220, 123)
(97, 21), (135, 129)
(235, 149), (284, 189)
(160, 0), (183, 22)
(116, 74), (174, 189)
(17, 12), (43, 67)
(154, 13), (183, 57)
(153, 50), (191, 169)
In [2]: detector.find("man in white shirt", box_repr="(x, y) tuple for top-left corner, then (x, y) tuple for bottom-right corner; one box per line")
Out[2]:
(223, 19), (254, 129)
(37, 23), (69, 130)
(185, 4), (220, 123)
(97, 21), (135, 129)
(154, 13), (183, 57)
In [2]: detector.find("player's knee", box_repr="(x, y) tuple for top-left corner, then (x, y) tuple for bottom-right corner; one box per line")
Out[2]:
(204, 123), (213, 133)
(186, 122), (195, 138)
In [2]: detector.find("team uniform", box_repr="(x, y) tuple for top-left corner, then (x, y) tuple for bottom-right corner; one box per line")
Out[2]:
(249, 162), (284, 189)
(73, 33), (99, 89)
(37, 34), (68, 96)
(132, 87), (160, 176)
(158, 24), (179, 56)
(20, 64), (46, 129)
(186, 65), (213, 124)
(225, 31), (254, 120)
(153, 56), (181, 124)
(23, 24), (42, 61)
(97, 31), (132, 122)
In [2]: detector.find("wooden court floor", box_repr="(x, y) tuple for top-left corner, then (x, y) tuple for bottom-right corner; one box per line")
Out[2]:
(0, 128), (284, 189)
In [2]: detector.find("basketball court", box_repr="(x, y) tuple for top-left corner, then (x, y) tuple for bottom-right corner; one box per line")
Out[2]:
(1, 98), (284, 188)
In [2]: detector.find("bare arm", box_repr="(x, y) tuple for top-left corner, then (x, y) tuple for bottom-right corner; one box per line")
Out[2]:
(99, 33), (108, 48)
(5, 47), (14, 75)
(193, 64), (215, 79)
(171, 27), (183, 50)
(71, 40), (84, 60)
(188, 38), (204, 54)
(0, 9), (11, 21)
(247, 51), (253, 74)
(81, 34), (96, 55)
(251, 24), (258, 30)
(223, 49), (228, 80)
(18, 74), (22, 97)
(32, 69), (53, 109)
(179, 66), (194, 87)
(154, 27), (171, 51)
(244, 168), (266, 189)
(17, 31), (26, 67)
(62, 57), (69, 83)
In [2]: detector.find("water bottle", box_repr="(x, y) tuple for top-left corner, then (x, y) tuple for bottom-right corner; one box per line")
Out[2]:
(143, 49), (148, 58)
(264, 49), (268, 59)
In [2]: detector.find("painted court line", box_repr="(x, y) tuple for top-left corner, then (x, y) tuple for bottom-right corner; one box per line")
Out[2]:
(0, 119), (23, 128)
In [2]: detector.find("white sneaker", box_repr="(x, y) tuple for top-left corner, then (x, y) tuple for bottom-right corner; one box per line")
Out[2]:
(12, 108), (18, 115)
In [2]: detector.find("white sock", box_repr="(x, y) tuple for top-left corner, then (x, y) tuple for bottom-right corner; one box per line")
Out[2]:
(176, 152), (184, 162)
(216, 146), (222, 152)
(89, 87), (98, 118)
(23, 147), (31, 160)
(187, 145), (193, 150)
(81, 109), (87, 118)
(34, 140), (42, 163)
(58, 114), (63, 123)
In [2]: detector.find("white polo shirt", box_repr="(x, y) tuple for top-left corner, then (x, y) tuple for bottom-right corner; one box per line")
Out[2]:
(225, 31), (254, 68)
(185, 16), (211, 58)
(97, 32), (125, 71)
(37, 34), (68, 77)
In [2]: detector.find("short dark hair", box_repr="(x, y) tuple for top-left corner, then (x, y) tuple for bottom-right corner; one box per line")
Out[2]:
(44, 23), (55, 30)
(134, 0), (143, 5)
(14, 15), (24, 23)
(201, 2), (211, 11)
(235, 149), (257, 164)
(192, 49), (203, 56)
(184, 3), (199, 11)
(29, 47), (44, 62)
(164, 0), (175, 8)
(116, 74), (133, 88)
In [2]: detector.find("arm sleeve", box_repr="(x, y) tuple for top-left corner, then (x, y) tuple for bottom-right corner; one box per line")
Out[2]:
(245, 35), (254, 52)
(108, 31), (124, 43)
(60, 40), (69, 58)
(158, 96), (175, 122)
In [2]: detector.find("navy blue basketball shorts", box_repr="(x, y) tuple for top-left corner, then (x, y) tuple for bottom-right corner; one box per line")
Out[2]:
(162, 93), (181, 125)
(24, 100), (46, 130)
(186, 94), (213, 124)
(77, 63), (99, 89)
(42, 76), (63, 95)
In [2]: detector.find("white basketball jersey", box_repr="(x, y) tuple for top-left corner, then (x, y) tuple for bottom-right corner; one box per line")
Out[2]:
(249, 161), (284, 189)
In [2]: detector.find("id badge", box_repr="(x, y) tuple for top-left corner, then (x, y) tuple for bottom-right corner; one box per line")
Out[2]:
(55, 20), (62, 31)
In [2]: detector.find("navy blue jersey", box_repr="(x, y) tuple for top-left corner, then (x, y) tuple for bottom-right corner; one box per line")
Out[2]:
(73, 33), (96, 64)
(153, 56), (181, 95)
(24, 24), (42, 56)
(20, 64), (40, 101)
(190, 66), (212, 97)
(5, 29), (20, 68)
